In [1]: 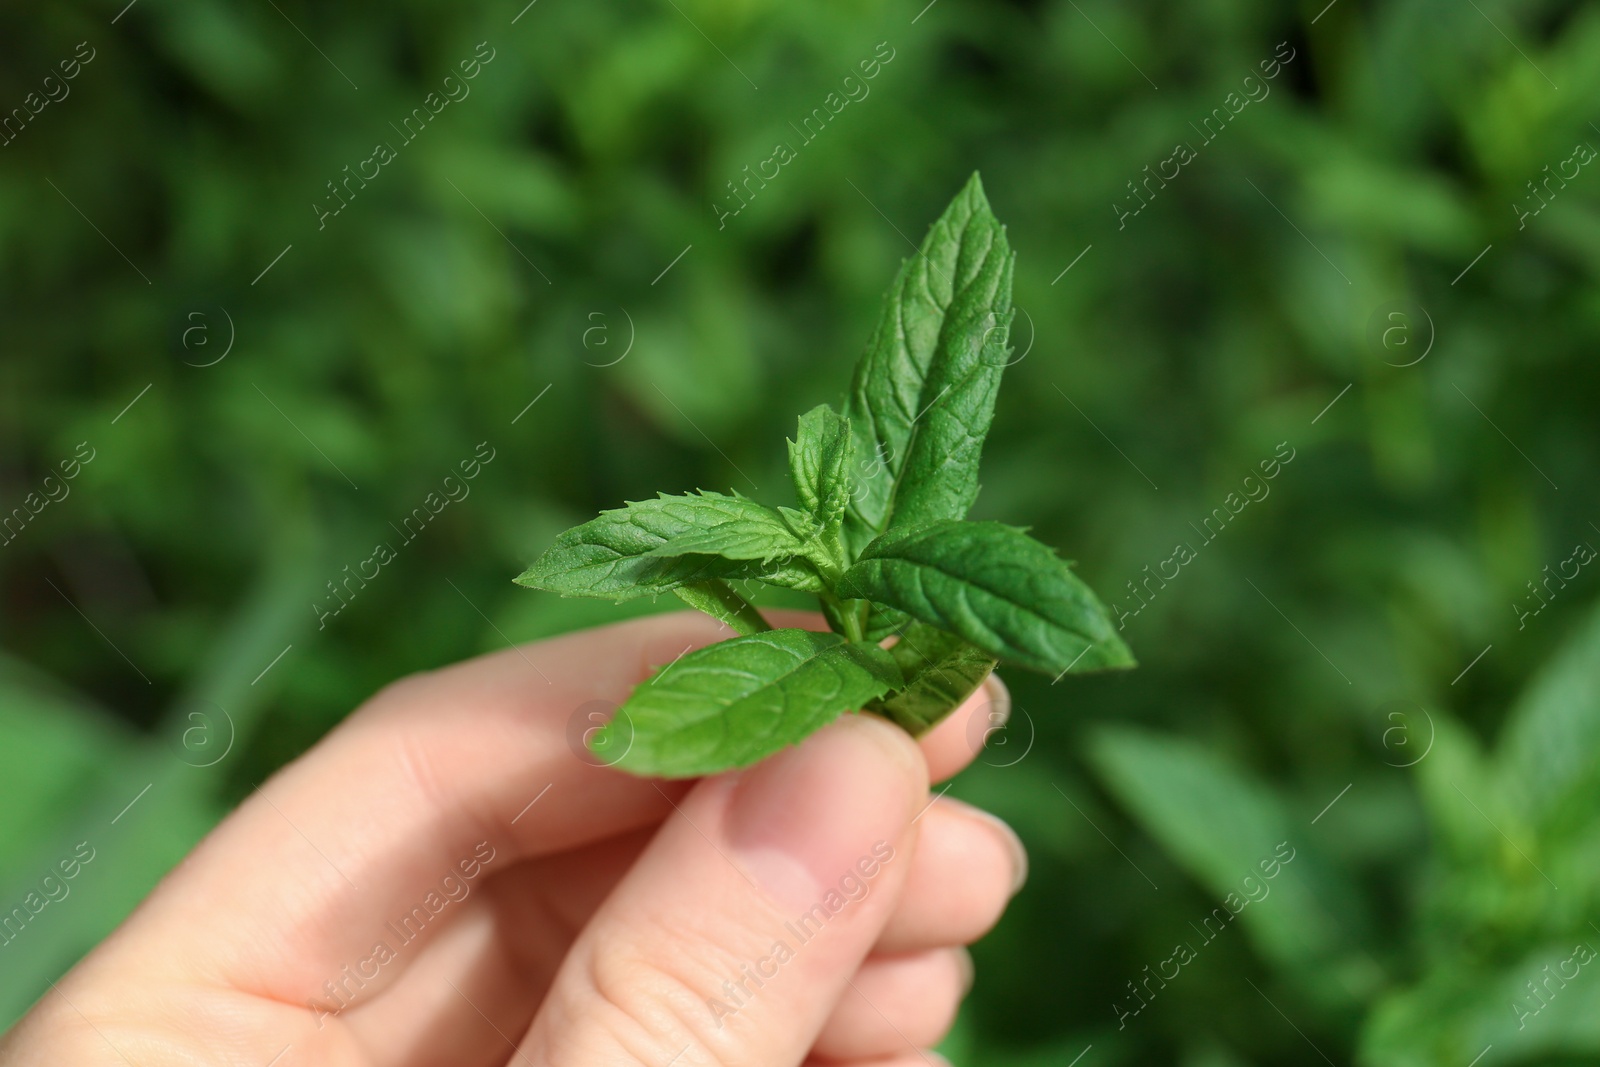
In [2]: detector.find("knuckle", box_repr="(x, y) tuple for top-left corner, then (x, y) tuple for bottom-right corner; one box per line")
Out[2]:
(359, 667), (441, 717)
(549, 911), (779, 1065)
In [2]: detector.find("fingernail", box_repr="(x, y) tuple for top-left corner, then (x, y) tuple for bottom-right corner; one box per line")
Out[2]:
(984, 672), (1011, 728)
(944, 796), (1029, 897)
(954, 946), (975, 995)
(725, 714), (925, 913)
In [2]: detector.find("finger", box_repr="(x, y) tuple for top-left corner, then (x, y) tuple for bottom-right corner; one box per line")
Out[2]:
(519, 713), (929, 1065)
(801, 1055), (952, 1067)
(918, 672), (1009, 783)
(337, 881), (526, 1067)
(875, 797), (1025, 954)
(810, 948), (970, 1062)
(347, 790), (1025, 1056)
(95, 611), (764, 1005)
(341, 828), (657, 1066)
(347, 785), (1025, 1057)
(778, 615), (1006, 785)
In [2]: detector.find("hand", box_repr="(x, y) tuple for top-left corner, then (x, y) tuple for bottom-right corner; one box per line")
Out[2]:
(0, 611), (1026, 1066)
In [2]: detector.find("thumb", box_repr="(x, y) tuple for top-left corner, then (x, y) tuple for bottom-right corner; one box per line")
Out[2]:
(521, 712), (929, 1066)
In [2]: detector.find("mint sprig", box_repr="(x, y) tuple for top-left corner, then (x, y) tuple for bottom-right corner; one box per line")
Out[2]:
(516, 173), (1134, 777)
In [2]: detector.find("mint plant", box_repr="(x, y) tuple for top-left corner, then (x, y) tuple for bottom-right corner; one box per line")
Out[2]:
(516, 174), (1134, 777)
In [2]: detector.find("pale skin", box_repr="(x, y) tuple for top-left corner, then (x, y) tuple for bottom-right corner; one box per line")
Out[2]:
(0, 611), (1026, 1067)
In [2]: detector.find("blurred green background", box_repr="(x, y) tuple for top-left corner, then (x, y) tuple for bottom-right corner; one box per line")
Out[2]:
(5, 0), (1600, 1063)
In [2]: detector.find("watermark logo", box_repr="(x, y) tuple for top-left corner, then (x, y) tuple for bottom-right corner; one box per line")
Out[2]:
(980, 306), (1034, 367)
(567, 699), (634, 767)
(1365, 299), (1433, 368)
(963, 695), (1034, 768)
(1375, 699), (1435, 768)
(170, 701), (235, 768)
(178, 307), (235, 367)
(582, 307), (635, 367)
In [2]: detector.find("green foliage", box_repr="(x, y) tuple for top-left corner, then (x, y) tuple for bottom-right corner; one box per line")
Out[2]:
(879, 622), (997, 734)
(843, 171), (1015, 553)
(1088, 727), (1370, 1007)
(1494, 601), (1600, 822)
(838, 519), (1135, 675)
(672, 579), (776, 637)
(514, 491), (819, 599)
(787, 404), (853, 542)
(1360, 601), (1600, 1066)
(599, 628), (903, 777)
(519, 179), (1129, 771)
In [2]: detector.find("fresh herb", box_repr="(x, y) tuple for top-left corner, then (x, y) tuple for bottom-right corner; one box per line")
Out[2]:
(516, 174), (1134, 777)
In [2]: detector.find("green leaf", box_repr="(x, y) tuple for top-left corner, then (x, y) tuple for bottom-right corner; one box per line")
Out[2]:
(876, 623), (996, 734)
(843, 172), (1016, 551)
(745, 558), (827, 593)
(644, 513), (808, 562)
(1413, 711), (1505, 859)
(515, 491), (806, 601)
(673, 580), (773, 636)
(600, 629), (904, 777)
(0, 654), (128, 870)
(1088, 727), (1368, 1003)
(836, 519), (1133, 675)
(1495, 599), (1600, 825)
(788, 404), (853, 541)
(862, 604), (913, 642)
(1361, 940), (1600, 1067)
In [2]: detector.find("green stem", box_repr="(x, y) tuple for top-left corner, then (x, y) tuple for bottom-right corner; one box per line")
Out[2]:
(820, 590), (866, 643)
(675, 580), (772, 636)
(852, 600), (872, 642)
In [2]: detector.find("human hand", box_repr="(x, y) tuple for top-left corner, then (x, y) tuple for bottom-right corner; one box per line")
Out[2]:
(0, 611), (1026, 1066)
